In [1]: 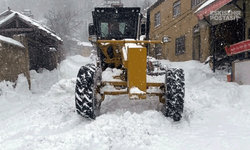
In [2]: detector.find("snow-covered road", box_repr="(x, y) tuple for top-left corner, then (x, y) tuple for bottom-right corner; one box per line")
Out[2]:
(1, 55), (250, 150)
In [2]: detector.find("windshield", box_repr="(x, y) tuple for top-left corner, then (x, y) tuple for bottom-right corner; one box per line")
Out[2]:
(100, 21), (133, 39)
(93, 7), (140, 40)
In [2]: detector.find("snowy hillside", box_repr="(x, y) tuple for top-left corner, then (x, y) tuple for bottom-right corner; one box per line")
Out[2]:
(1, 55), (250, 150)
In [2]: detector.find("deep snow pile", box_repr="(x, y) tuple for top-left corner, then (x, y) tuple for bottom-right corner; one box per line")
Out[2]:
(1, 55), (250, 150)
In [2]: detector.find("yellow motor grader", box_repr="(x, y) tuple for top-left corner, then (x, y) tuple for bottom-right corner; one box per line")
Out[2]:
(75, 6), (185, 121)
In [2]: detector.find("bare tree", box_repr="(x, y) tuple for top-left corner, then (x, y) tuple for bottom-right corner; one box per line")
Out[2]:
(44, 3), (83, 55)
(44, 9), (82, 38)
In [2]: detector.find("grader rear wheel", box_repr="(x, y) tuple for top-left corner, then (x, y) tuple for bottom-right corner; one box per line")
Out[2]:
(75, 64), (101, 119)
(163, 68), (185, 121)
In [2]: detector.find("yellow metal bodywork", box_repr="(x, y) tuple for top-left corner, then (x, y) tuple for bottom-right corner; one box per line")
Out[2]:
(94, 39), (165, 101)
(96, 40), (163, 70)
(101, 81), (165, 102)
(127, 45), (147, 99)
(96, 43), (123, 68)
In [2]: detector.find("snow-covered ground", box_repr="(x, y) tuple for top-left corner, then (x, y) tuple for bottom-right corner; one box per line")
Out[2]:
(1, 54), (250, 150)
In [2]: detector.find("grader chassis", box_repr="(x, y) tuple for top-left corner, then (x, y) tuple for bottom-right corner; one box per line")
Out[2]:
(75, 6), (185, 121)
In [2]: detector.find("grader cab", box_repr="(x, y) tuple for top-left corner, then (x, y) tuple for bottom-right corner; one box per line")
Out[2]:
(75, 6), (185, 121)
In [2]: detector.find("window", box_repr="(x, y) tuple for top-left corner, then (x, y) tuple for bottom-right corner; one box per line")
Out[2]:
(100, 22), (126, 38)
(154, 12), (161, 27)
(191, 0), (204, 8)
(101, 22), (109, 37)
(176, 36), (185, 55)
(173, 1), (181, 17)
(193, 24), (200, 35)
(155, 44), (162, 56)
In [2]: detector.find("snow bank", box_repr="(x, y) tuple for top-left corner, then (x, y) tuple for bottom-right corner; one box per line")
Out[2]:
(59, 55), (95, 79)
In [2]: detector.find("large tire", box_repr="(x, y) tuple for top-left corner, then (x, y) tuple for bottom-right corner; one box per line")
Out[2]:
(75, 64), (101, 119)
(163, 68), (185, 121)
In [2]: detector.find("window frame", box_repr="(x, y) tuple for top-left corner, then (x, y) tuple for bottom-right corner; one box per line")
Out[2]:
(154, 11), (161, 27)
(175, 36), (186, 55)
(155, 44), (162, 56)
(191, 0), (204, 8)
(173, 0), (181, 17)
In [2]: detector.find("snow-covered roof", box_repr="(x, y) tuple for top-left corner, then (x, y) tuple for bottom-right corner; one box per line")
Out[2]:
(0, 35), (25, 48)
(0, 10), (62, 41)
(147, 0), (166, 11)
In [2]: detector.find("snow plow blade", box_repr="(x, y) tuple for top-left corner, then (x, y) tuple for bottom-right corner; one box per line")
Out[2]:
(127, 45), (147, 99)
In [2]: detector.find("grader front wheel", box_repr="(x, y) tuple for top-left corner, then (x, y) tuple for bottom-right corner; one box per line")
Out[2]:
(75, 64), (101, 119)
(163, 68), (185, 121)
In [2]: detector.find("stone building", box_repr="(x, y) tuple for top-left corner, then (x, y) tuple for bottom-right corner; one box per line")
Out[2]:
(147, 0), (250, 69)
(147, 0), (209, 62)
(0, 9), (63, 87)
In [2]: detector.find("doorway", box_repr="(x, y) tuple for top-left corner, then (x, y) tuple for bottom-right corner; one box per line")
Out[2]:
(193, 24), (201, 60)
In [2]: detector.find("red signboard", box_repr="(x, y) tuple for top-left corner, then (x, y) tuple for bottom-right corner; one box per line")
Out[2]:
(225, 40), (250, 56)
(196, 0), (232, 19)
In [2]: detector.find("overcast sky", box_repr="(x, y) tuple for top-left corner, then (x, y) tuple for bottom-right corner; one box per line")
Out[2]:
(0, 0), (157, 20)
(0, 0), (157, 41)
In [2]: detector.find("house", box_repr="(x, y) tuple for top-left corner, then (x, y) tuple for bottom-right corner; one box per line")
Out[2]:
(147, 0), (250, 70)
(0, 9), (63, 72)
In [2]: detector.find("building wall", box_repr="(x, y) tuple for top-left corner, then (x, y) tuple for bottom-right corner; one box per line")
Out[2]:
(199, 24), (211, 62)
(0, 41), (30, 88)
(148, 0), (210, 62)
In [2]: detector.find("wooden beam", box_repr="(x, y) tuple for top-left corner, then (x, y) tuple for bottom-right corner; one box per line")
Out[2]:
(0, 28), (33, 32)
(16, 17), (19, 28)
(0, 15), (16, 28)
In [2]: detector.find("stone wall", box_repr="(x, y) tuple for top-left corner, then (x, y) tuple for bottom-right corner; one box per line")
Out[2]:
(0, 36), (30, 88)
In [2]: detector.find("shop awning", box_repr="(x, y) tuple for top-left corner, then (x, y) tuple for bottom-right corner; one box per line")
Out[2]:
(225, 40), (250, 56)
(195, 0), (232, 19)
